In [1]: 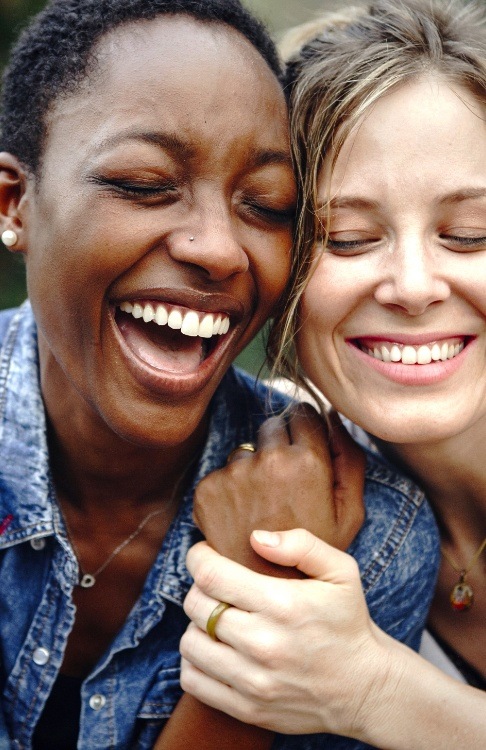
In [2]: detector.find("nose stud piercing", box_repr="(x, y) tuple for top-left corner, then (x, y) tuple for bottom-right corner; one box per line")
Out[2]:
(1, 229), (18, 247)
(189, 236), (195, 242)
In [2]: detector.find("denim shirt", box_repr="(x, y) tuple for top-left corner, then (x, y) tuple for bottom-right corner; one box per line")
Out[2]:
(0, 303), (440, 750)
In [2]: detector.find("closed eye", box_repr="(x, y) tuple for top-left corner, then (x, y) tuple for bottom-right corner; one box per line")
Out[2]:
(89, 176), (179, 201)
(440, 233), (486, 251)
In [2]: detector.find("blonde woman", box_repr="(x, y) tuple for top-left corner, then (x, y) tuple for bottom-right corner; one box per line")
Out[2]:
(180, 1), (486, 747)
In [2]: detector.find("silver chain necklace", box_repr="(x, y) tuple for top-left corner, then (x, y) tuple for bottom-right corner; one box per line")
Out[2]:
(59, 464), (193, 588)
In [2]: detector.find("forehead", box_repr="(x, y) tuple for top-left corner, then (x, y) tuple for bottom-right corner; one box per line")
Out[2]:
(323, 76), (486, 196)
(42, 15), (289, 173)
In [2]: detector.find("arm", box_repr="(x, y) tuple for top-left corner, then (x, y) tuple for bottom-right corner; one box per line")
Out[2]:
(181, 529), (486, 750)
(154, 407), (365, 749)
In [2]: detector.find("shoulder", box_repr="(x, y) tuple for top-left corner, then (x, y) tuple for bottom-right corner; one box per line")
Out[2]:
(349, 447), (440, 648)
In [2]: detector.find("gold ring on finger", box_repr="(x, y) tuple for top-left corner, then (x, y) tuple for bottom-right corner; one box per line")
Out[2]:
(226, 443), (256, 464)
(206, 601), (232, 641)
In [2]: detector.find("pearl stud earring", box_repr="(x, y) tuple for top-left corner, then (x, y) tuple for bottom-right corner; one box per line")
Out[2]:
(1, 229), (18, 248)
(189, 236), (195, 242)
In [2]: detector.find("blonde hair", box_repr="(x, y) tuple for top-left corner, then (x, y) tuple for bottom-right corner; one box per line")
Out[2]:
(267, 0), (486, 402)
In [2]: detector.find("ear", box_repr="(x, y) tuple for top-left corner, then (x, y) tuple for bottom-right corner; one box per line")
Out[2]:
(0, 152), (31, 255)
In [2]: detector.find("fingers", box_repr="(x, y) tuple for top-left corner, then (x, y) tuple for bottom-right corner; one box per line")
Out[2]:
(180, 656), (253, 725)
(256, 413), (290, 450)
(250, 528), (360, 583)
(286, 406), (333, 482)
(181, 621), (241, 677)
(226, 442), (257, 464)
(327, 410), (366, 534)
(186, 541), (287, 613)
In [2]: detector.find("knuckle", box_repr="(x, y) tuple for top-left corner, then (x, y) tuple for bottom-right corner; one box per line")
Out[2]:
(182, 585), (200, 619)
(246, 628), (284, 669)
(192, 559), (221, 594)
(179, 623), (198, 659)
(240, 668), (273, 701)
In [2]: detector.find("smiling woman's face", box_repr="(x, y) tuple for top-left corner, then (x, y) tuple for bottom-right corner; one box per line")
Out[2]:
(297, 76), (486, 445)
(16, 16), (295, 447)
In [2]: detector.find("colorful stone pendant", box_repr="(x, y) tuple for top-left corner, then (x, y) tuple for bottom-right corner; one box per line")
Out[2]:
(450, 573), (474, 612)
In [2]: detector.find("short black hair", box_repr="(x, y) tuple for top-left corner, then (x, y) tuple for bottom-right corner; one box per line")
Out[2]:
(0, 0), (282, 176)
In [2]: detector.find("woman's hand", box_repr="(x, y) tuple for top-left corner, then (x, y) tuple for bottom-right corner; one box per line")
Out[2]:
(181, 530), (486, 749)
(194, 406), (366, 574)
(181, 529), (391, 738)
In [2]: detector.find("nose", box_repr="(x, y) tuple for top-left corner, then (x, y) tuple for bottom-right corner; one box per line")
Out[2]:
(374, 235), (450, 315)
(168, 199), (249, 282)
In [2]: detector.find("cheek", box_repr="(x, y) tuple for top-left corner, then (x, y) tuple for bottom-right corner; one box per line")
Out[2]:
(253, 230), (292, 309)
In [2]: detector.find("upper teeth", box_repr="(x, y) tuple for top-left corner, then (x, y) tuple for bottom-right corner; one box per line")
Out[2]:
(363, 340), (464, 365)
(118, 301), (230, 338)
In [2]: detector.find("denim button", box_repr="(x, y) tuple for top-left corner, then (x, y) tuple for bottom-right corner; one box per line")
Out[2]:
(30, 537), (46, 550)
(32, 647), (50, 665)
(89, 694), (106, 711)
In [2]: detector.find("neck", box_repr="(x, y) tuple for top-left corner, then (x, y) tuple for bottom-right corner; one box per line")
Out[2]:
(379, 421), (486, 548)
(41, 346), (207, 514)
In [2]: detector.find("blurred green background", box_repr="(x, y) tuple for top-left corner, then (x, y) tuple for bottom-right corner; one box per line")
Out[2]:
(0, 0), (338, 372)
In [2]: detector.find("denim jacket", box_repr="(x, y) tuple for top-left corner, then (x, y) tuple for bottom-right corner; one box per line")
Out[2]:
(0, 303), (440, 750)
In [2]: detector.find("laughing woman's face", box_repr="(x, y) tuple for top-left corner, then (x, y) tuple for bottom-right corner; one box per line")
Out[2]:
(14, 16), (295, 448)
(297, 76), (486, 445)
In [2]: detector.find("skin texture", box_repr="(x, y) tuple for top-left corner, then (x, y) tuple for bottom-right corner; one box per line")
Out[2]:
(0, 15), (299, 748)
(298, 76), (486, 446)
(193, 406), (365, 575)
(180, 76), (486, 747)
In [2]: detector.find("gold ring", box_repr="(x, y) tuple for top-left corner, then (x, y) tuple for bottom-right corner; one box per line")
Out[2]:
(226, 443), (256, 464)
(206, 601), (232, 641)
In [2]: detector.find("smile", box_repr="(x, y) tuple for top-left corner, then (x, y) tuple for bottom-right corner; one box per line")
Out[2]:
(357, 337), (465, 365)
(113, 299), (234, 382)
(119, 301), (230, 338)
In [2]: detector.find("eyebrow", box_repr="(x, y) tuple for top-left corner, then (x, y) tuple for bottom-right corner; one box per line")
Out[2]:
(95, 131), (293, 169)
(250, 150), (293, 170)
(95, 130), (196, 159)
(438, 188), (486, 204)
(318, 196), (381, 212)
(318, 189), (486, 212)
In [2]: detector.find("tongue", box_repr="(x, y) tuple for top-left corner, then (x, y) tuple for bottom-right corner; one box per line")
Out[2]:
(118, 315), (204, 374)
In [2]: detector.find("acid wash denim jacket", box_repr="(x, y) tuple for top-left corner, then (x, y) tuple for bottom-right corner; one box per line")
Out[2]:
(0, 303), (440, 750)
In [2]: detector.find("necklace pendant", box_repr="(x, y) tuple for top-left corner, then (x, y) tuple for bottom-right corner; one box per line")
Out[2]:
(450, 573), (474, 612)
(80, 573), (96, 588)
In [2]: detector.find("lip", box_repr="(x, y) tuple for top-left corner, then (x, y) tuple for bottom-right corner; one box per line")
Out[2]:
(346, 335), (476, 386)
(112, 287), (246, 319)
(108, 287), (251, 399)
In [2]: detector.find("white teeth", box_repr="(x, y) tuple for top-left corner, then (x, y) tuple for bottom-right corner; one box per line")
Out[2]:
(199, 314), (215, 339)
(365, 339), (465, 365)
(143, 303), (155, 323)
(155, 305), (168, 326)
(431, 343), (441, 361)
(118, 301), (231, 339)
(417, 345), (432, 365)
(181, 310), (200, 337)
(401, 346), (417, 365)
(168, 310), (183, 330)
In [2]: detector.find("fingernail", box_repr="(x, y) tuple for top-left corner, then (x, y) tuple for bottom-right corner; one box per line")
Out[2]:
(252, 530), (281, 547)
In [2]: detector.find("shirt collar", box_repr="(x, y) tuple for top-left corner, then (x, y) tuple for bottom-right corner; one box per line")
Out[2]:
(0, 302), (53, 547)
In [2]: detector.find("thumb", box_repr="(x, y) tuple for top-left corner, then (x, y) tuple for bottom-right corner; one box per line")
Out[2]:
(250, 528), (359, 583)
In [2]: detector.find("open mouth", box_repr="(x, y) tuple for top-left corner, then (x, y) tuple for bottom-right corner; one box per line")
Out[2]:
(115, 300), (231, 375)
(355, 336), (468, 365)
